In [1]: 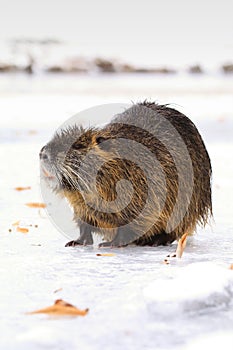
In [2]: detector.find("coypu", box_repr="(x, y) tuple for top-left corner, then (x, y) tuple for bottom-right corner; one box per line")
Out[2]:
(40, 102), (212, 247)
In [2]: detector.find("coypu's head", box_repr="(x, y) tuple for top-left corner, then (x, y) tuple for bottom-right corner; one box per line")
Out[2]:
(40, 125), (114, 193)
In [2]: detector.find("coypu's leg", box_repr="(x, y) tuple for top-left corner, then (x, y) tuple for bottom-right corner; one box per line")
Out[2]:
(65, 224), (93, 247)
(99, 226), (138, 248)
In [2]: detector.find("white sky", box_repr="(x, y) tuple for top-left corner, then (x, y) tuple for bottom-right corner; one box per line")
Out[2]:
(0, 0), (232, 43)
(0, 0), (232, 64)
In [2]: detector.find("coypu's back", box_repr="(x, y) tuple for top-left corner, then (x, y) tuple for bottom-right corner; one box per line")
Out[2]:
(40, 101), (212, 247)
(99, 101), (212, 245)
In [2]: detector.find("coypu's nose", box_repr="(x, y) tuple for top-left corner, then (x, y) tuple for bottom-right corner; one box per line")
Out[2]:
(39, 146), (49, 161)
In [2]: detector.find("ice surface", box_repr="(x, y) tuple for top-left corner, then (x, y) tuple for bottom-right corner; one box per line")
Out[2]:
(0, 73), (233, 350)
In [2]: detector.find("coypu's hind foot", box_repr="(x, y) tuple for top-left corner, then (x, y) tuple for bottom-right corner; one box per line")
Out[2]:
(135, 231), (177, 246)
(65, 224), (93, 247)
(99, 226), (138, 248)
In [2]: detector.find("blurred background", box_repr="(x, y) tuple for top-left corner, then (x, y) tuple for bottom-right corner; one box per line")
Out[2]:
(0, 0), (232, 72)
(0, 0), (232, 130)
(0, 0), (232, 134)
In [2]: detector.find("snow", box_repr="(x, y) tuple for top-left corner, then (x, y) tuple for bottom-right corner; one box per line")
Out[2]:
(0, 73), (233, 350)
(144, 262), (233, 312)
(182, 332), (233, 350)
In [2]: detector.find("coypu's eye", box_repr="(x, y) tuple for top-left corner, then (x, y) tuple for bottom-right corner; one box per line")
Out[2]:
(72, 143), (86, 150)
(96, 136), (107, 145)
(95, 136), (110, 151)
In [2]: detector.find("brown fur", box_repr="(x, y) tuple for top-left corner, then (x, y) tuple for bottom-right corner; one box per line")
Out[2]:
(40, 102), (212, 247)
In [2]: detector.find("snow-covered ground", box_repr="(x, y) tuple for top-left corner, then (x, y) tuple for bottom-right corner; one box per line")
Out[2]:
(0, 73), (233, 350)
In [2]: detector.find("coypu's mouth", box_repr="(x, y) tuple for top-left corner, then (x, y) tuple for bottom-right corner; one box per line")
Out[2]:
(41, 167), (56, 180)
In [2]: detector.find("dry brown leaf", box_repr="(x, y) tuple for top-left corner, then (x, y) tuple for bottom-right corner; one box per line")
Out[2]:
(28, 299), (89, 317)
(175, 233), (188, 259)
(26, 202), (46, 208)
(16, 227), (29, 234)
(96, 253), (115, 257)
(12, 220), (20, 226)
(28, 130), (37, 135)
(15, 186), (31, 191)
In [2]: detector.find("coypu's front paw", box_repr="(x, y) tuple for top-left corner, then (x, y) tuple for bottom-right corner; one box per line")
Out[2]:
(65, 226), (94, 247)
